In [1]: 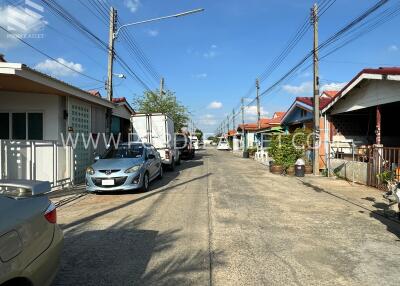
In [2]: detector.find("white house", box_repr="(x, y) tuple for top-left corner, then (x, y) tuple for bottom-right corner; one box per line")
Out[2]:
(322, 67), (400, 187)
(0, 62), (115, 186)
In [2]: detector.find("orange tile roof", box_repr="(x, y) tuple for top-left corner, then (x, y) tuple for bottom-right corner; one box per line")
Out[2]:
(322, 90), (339, 98)
(228, 129), (237, 136)
(87, 90), (101, 97)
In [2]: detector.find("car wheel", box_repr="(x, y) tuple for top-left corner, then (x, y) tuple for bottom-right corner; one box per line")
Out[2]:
(142, 172), (150, 192)
(176, 155), (181, 166)
(157, 165), (163, 179)
(169, 159), (175, 171)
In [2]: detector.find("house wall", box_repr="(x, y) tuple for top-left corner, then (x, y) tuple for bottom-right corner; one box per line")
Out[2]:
(283, 106), (312, 126)
(0, 91), (63, 140)
(330, 80), (400, 115)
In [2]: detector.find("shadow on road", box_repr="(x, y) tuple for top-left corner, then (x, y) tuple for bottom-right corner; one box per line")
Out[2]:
(61, 173), (212, 231)
(298, 179), (400, 240)
(54, 213), (221, 285)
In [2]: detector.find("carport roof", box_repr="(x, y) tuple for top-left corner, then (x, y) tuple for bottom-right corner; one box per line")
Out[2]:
(0, 62), (114, 108)
(322, 67), (400, 113)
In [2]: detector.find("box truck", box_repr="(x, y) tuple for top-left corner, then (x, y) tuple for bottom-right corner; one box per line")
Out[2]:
(131, 113), (180, 170)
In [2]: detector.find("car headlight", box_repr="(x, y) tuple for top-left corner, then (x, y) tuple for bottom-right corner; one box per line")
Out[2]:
(125, 164), (143, 173)
(86, 166), (95, 175)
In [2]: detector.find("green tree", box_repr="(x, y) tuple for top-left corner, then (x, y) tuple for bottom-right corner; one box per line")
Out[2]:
(195, 129), (203, 140)
(134, 89), (189, 131)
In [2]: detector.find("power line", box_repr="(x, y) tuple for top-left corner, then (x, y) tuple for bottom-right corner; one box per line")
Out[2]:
(40, 0), (156, 91)
(0, 25), (104, 83)
(218, 0), (394, 129)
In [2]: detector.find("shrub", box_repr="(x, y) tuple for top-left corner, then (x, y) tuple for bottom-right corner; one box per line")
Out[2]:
(269, 131), (306, 168)
(247, 146), (257, 156)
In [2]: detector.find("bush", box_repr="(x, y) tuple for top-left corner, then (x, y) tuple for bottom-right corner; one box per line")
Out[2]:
(269, 130), (307, 168)
(247, 146), (257, 156)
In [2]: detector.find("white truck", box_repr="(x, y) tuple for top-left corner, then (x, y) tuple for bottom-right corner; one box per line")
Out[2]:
(131, 113), (180, 170)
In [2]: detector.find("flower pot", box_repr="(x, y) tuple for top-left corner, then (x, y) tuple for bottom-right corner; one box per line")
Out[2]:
(305, 165), (313, 174)
(270, 165), (283, 174)
(286, 166), (295, 176)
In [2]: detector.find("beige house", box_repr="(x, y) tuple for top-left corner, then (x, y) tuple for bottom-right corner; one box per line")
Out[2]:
(0, 62), (115, 185)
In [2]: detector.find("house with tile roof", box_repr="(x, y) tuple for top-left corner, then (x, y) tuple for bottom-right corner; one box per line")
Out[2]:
(322, 67), (400, 186)
(0, 62), (132, 187)
(280, 96), (333, 170)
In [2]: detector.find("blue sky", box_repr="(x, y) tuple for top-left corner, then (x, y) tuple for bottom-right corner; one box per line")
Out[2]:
(1, 0), (400, 134)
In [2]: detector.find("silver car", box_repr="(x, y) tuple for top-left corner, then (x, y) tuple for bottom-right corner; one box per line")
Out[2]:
(86, 143), (163, 193)
(0, 180), (64, 286)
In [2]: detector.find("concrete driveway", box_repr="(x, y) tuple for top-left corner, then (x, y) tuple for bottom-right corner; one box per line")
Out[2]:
(53, 149), (400, 286)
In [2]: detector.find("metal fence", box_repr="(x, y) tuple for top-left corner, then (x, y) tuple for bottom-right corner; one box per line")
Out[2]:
(328, 141), (400, 189)
(0, 139), (74, 189)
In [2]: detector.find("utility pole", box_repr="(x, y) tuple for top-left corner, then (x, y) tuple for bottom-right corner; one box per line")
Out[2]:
(107, 7), (117, 102)
(226, 116), (230, 134)
(241, 97), (247, 153)
(256, 78), (261, 129)
(232, 109), (235, 132)
(311, 3), (320, 176)
(159, 77), (165, 97)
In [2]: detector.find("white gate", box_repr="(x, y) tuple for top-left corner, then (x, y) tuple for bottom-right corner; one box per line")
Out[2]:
(0, 140), (73, 189)
(69, 99), (92, 183)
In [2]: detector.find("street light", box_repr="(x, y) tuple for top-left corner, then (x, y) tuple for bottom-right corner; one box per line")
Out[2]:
(113, 8), (204, 39)
(113, 73), (126, 79)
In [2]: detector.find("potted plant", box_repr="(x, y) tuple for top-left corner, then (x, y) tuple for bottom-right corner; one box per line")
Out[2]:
(269, 133), (303, 175)
(377, 170), (396, 191)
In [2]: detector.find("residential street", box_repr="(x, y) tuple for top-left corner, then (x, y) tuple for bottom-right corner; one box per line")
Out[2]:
(54, 149), (400, 286)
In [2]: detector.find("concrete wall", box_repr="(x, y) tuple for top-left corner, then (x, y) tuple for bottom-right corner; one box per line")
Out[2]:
(0, 91), (62, 140)
(330, 158), (368, 185)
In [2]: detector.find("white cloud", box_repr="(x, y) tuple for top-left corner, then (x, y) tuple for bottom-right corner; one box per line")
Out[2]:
(0, 4), (47, 48)
(199, 114), (217, 126)
(208, 101), (223, 109)
(34, 58), (84, 77)
(124, 0), (140, 13)
(321, 82), (347, 91)
(245, 105), (269, 116)
(203, 44), (218, 59)
(193, 73), (207, 79)
(203, 51), (217, 59)
(388, 44), (398, 52)
(147, 29), (159, 37)
(283, 81), (313, 95)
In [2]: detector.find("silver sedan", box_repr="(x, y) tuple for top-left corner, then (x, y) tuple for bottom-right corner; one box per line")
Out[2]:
(85, 143), (163, 193)
(0, 180), (64, 286)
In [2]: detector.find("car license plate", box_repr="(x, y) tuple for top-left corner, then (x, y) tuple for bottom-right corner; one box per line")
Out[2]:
(102, 179), (114, 186)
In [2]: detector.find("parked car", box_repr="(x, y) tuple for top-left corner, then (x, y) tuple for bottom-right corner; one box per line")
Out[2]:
(217, 137), (230, 150)
(176, 133), (194, 159)
(190, 136), (200, 150)
(198, 140), (204, 149)
(131, 113), (180, 171)
(0, 180), (64, 286)
(86, 143), (162, 193)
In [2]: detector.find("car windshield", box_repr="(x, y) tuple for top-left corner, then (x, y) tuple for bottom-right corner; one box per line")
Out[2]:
(101, 144), (144, 159)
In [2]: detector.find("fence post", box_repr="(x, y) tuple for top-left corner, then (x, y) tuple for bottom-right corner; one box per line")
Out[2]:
(0, 140), (2, 180)
(327, 141), (331, 178)
(352, 141), (355, 184)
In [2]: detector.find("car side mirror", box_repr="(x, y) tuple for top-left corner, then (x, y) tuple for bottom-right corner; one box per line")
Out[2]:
(148, 154), (155, 160)
(94, 156), (100, 161)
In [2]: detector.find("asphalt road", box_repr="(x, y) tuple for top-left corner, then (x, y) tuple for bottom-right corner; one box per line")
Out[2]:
(54, 149), (400, 286)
